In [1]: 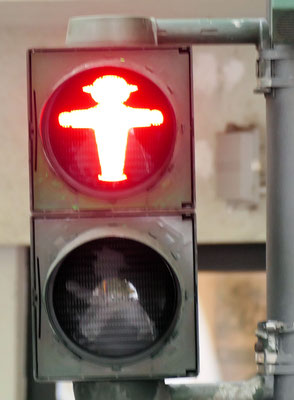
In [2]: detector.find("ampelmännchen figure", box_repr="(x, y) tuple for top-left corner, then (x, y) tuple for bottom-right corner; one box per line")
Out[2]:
(58, 75), (164, 182)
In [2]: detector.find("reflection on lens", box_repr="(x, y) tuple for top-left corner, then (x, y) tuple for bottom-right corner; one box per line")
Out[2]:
(49, 238), (179, 360)
(65, 276), (155, 356)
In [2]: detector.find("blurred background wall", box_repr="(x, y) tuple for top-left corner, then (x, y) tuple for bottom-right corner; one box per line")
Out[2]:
(0, 1), (268, 399)
(0, 248), (27, 400)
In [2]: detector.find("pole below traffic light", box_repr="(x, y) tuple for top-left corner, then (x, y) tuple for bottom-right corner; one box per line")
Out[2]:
(73, 376), (273, 400)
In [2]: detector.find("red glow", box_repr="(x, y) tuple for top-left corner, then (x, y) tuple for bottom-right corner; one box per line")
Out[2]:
(58, 75), (164, 182)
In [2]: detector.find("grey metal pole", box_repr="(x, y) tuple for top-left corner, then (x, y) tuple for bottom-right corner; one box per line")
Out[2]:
(67, 16), (269, 48)
(266, 45), (294, 399)
(156, 18), (269, 47)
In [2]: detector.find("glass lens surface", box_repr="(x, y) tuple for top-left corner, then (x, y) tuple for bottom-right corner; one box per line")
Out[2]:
(41, 67), (176, 196)
(50, 238), (178, 359)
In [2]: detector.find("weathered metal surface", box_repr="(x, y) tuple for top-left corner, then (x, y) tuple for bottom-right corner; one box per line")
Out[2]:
(66, 16), (157, 46)
(266, 43), (294, 399)
(156, 18), (269, 47)
(256, 320), (294, 375)
(73, 381), (171, 400)
(272, 0), (294, 44)
(66, 16), (269, 48)
(73, 376), (273, 400)
(168, 376), (272, 400)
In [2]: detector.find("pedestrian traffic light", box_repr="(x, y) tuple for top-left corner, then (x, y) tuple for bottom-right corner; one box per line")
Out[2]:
(28, 46), (198, 380)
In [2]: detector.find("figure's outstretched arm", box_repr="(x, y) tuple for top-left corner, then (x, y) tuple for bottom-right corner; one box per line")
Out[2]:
(129, 108), (164, 128)
(58, 108), (96, 129)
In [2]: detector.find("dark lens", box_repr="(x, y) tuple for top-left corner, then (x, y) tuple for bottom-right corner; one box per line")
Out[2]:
(49, 238), (179, 360)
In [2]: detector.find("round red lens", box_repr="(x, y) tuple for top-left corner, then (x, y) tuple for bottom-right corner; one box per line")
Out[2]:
(40, 66), (176, 198)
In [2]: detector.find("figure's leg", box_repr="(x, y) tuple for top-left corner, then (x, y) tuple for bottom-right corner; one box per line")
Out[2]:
(95, 129), (129, 182)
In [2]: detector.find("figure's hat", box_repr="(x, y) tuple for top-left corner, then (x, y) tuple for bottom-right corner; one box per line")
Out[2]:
(83, 75), (138, 96)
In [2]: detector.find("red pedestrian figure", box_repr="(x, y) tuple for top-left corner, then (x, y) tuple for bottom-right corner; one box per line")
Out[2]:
(58, 75), (164, 182)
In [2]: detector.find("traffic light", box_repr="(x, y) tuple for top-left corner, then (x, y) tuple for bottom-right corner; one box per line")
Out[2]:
(28, 46), (198, 380)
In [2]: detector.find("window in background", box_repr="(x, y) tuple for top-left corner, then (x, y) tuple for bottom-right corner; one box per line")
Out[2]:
(198, 271), (266, 381)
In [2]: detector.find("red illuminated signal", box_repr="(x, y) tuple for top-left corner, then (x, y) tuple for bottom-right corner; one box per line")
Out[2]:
(58, 75), (164, 182)
(40, 66), (176, 198)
